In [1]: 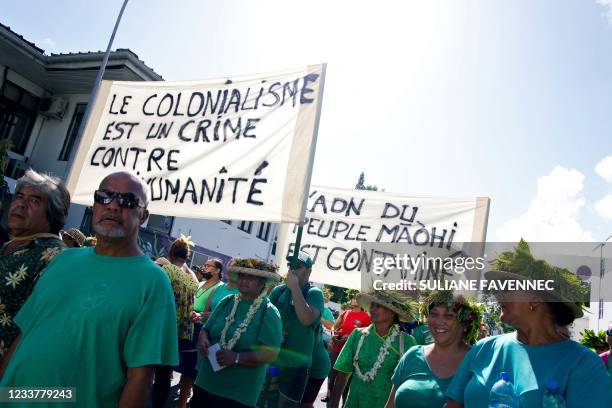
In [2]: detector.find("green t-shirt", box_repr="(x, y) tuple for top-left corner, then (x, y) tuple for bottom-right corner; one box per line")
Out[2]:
(209, 282), (239, 312)
(334, 325), (416, 408)
(309, 322), (331, 379)
(392, 345), (453, 408)
(196, 294), (282, 407)
(269, 283), (324, 367)
(446, 332), (612, 407)
(0, 247), (179, 407)
(0, 234), (65, 355)
(412, 323), (433, 346)
(322, 306), (335, 322)
(193, 281), (221, 312)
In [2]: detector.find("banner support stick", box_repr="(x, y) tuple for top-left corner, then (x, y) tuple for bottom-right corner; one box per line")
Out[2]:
(290, 63), (326, 267)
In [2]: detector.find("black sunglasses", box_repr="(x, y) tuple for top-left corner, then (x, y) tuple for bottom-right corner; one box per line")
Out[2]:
(94, 189), (145, 209)
(607, 329), (612, 336)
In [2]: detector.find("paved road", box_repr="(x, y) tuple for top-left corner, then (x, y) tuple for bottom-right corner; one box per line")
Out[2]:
(167, 372), (329, 407)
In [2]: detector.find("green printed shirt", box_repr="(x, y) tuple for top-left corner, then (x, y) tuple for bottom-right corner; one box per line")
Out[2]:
(334, 325), (416, 408)
(161, 263), (198, 341)
(0, 234), (64, 356)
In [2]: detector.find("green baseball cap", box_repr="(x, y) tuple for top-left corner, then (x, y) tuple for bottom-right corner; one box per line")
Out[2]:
(287, 251), (314, 269)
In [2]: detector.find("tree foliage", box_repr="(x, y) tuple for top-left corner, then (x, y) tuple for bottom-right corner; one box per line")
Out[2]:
(579, 329), (609, 352)
(355, 172), (378, 191)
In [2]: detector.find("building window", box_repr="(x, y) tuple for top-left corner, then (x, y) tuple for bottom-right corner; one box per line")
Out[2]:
(0, 81), (40, 155)
(238, 221), (252, 234)
(257, 222), (271, 241)
(58, 103), (87, 161)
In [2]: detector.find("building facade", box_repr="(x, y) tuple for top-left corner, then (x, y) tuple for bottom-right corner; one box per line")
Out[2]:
(0, 22), (278, 267)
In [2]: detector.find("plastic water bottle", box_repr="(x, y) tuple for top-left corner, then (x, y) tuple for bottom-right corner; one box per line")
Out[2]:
(488, 371), (519, 408)
(542, 380), (566, 408)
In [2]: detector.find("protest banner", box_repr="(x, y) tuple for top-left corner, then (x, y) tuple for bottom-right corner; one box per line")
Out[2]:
(67, 64), (326, 223)
(278, 186), (490, 289)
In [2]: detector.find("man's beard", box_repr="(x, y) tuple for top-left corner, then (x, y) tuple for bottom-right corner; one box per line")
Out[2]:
(93, 222), (127, 239)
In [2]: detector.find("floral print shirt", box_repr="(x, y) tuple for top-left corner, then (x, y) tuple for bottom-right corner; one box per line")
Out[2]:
(0, 234), (64, 357)
(161, 263), (198, 341)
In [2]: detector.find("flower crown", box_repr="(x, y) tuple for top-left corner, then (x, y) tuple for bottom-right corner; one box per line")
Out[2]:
(421, 290), (483, 345)
(231, 258), (278, 272)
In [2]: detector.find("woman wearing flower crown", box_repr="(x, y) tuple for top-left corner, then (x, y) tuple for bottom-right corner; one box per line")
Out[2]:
(446, 242), (611, 408)
(192, 258), (282, 407)
(385, 291), (481, 408)
(330, 291), (417, 408)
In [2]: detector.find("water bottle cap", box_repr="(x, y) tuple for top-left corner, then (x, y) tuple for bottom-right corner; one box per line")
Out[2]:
(500, 371), (511, 382)
(545, 379), (559, 390)
(268, 365), (280, 376)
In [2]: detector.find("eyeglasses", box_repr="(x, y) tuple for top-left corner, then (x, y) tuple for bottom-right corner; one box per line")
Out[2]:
(607, 329), (612, 336)
(94, 189), (145, 209)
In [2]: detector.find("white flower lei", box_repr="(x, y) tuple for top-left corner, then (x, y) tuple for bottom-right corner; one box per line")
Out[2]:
(219, 290), (267, 350)
(353, 324), (400, 382)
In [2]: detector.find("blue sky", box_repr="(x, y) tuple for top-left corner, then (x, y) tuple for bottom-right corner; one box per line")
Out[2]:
(3, 0), (612, 242)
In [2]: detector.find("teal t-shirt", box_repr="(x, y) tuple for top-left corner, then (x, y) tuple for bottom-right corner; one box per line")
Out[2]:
(193, 281), (221, 312)
(392, 345), (453, 408)
(446, 332), (611, 407)
(269, 283), (325, 367)
(322, 306), (335, 322)
(1, 247), (179, 407)
(209, 282), (239, 312)
(196, 294), (282, 407)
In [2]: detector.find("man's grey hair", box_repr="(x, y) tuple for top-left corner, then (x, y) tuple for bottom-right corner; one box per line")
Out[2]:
(15, 169), (71, 234)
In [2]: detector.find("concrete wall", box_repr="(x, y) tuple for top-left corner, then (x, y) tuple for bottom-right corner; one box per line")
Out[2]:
(28, 94), (88, 180)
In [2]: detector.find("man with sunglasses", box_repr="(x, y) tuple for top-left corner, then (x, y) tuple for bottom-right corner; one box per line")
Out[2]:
(0, 171), (179, 407)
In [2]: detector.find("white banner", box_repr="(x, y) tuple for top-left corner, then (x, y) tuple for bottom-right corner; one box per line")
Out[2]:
(278, 186), (490, 289)
(67, 65), (326, 223)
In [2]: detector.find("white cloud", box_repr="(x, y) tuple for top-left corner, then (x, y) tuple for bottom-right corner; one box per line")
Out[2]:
(595, 155), (612, 183)
(595, 194), (612, 219)
(598, 0), (612, 24)
(497, 166), (594, 242)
